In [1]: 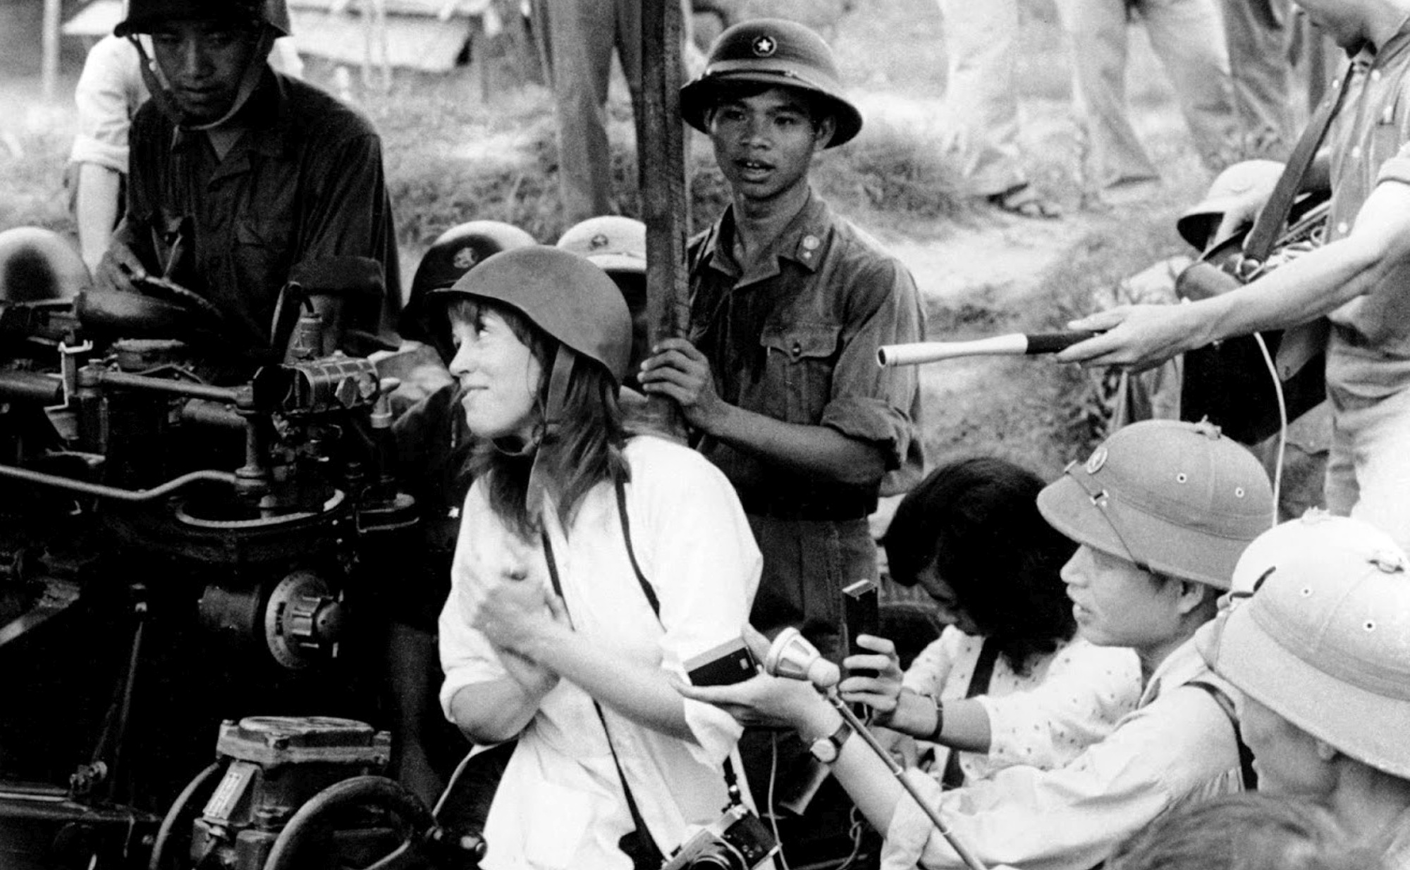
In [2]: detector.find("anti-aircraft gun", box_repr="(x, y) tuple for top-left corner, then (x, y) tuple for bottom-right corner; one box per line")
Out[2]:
(0, 228), (475, 870)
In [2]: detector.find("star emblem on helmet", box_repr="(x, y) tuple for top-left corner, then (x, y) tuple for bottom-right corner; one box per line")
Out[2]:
(752, 35), (777, 57)
(1085, 446), (1108, 475)
(589, 233), (610, 251)
(452, 247), (478, 270)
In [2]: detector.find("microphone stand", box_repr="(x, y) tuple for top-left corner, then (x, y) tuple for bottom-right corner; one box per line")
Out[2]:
(821, 689), (988, 870)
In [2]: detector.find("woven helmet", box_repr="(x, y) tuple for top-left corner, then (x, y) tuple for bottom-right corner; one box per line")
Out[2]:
(115, 0), (291, 37)
(680, 17), (862, 148)
(433, 245), (631, 389)
(0, 227), (89, 303)
(1200, 512), (1410, 778)
(1036, 419), (1274, 589)
(400, 220), (537, 363)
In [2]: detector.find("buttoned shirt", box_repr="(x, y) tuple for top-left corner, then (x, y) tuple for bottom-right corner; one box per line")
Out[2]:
(899, 629), (1140, 783)
(439, 436), (761, 870)
(118, 67), (400, 351)
(1322, 23), (1410, 398)
(881, 637), (1244, 870)
(687, 191), (924, 516)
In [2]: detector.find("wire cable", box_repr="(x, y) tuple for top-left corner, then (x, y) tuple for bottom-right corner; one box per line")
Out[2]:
(1251, 331), (1286, 528)
(768, 732), (791, 870)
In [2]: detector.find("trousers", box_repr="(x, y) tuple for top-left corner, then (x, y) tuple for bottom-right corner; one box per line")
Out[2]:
(935, 0), (1027, 197)
(1054, 0), (1238, 188)
(1325, 384), (1410, 554)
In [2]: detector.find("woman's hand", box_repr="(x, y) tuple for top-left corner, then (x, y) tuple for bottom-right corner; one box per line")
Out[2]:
(494, 643), (560, 698)
(675, 669), (832, 731)
(467, 568), (567, 656)
(840, 634), (905, 725)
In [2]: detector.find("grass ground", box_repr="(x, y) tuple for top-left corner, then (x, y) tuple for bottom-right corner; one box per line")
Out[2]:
(0, 0), (1222, 483)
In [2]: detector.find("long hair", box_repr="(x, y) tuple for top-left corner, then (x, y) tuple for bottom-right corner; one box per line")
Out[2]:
(455, 298), (629, 540)
(883, 456), (1077, 675)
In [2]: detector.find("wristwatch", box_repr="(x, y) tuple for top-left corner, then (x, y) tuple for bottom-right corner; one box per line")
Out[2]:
(808, 719), (855, 764)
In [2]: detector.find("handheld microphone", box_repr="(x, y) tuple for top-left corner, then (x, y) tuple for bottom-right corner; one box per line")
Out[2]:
(763, 627), (840, 690)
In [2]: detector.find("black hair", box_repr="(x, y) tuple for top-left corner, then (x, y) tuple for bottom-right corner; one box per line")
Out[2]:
(882, 456), (1077, 675)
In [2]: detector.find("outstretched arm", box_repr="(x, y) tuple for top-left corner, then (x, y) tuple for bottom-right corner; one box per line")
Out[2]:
(1058, 176), (1410, 370)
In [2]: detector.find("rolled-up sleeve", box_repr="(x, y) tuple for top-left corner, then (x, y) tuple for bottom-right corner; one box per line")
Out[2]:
(437, 483), (509, 719)
(630, 441), (762, 765)
(70, 37), (143, 172)
(821, 256), (924, 472)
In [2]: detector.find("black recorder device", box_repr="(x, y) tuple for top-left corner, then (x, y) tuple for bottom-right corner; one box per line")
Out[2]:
(686, 637), (759, 687)
(843, 578), (880, 677)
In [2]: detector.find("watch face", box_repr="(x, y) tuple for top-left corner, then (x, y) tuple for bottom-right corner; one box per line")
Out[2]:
(810, 738), (838, 763)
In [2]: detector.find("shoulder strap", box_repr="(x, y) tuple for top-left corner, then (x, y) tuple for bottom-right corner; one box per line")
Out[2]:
(1243, 61), (1356, 260)
(614, 475), (660, 617)
(1187, 680), (1258, 791)
(939, 638), (1001, 789)
(541, 529), (664, 867)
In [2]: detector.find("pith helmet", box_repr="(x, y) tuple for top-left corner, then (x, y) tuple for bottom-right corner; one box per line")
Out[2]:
(0, 227), (89, 302)
(1176, 159), (1285, 250)
(556, 216), (646, 276)
(436, 246), (631, 387)
(115, 0), (291, 37)
(680, 17), (862, 148)
(1200, 513), (1410, 777)
(1037, 419), (1274, 588)
(400, 220), (536, 362)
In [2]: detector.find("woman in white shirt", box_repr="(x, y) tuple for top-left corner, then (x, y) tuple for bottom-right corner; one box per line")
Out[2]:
(433, 246), (762, 870)
(848, 456), (1141, 783)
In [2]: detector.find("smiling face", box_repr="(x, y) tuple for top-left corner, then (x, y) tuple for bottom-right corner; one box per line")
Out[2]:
(706, 86), (835, 208)
(1060, 544), (1184, 650)
(150, 18), (261, 124)
(446, 300), (544, 443)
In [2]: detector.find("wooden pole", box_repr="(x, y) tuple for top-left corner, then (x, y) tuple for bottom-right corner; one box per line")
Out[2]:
(42, 0), (62, 102)
(640, 0), (689, 439)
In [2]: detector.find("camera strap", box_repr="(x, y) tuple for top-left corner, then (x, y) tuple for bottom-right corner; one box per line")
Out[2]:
(537, 473), (745, 861)
(939, 638), (999, 790)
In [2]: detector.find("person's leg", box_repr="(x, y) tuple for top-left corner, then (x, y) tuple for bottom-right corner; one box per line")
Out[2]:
(1219, 0), (1297, 158)
(936, 0), (1026, 198)
(1139, 0), (1240, 171)
(1053, 0), (1160, 189)
(548, 0), (616, 221)
(1337, 387), (1410, 553)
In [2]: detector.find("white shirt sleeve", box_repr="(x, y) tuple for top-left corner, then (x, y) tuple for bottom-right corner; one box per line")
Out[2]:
(437, 480), (510, 718)
(976, 639), (1142, 770)
(901, 628), (966, 699)
(70, 36), (145, 171)
(884, 684), (1240, 870)
(626, 438), (763, 766)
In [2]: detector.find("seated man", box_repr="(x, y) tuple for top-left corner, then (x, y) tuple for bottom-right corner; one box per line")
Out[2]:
(682, 419), (1275, 870)
(94, 0), (400, 360)
(1199, 512), (1410, 870)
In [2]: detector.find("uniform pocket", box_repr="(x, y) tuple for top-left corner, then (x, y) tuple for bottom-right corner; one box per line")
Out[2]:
(759, 323), (841, 423)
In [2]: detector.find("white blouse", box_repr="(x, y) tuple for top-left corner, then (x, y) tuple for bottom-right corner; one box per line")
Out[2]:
(900, 626), (1141, 783)
(439, 436), (762, 870)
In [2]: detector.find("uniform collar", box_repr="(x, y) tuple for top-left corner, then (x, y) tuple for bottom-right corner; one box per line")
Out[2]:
(699, 189), (832, 280)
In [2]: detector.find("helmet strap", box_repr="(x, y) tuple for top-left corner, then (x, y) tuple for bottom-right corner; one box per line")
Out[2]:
(128, 26), (275, 131)
(521, 346), (575, 520)
(1064, 464), (1154, 575)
